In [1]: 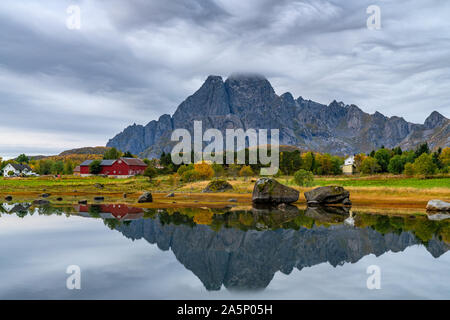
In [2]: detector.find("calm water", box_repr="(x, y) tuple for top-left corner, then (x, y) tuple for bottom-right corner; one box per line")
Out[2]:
(0, 202), (449, 300)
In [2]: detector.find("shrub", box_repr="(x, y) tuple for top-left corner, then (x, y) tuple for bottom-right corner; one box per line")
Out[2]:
(293, 169), (314, 187)
(143, 166), (158, 181)
(89, 160), (102, 174)
(239, 165), (254, 178)
(211, 163), (224, 177)
(177, 164), (194, 176)
(181, 169), (201, 182)
(194, 162), (214, 180)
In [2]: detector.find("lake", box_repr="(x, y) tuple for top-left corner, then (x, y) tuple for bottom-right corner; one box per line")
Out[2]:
(0, 202), (449, 299)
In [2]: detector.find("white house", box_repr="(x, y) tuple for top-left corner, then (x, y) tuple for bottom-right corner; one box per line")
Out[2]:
(342, 156), (356, 175)
(2, 163), (36, 177)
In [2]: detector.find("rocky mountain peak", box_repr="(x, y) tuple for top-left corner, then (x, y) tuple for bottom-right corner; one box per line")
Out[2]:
(424, 111), (447, 129)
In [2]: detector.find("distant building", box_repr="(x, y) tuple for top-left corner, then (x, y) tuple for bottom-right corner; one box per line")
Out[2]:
(79, 157), (147, 177)
(342, 156), (357, 175)
(73, 166), (81, 176)
(2, 163), (36, 177)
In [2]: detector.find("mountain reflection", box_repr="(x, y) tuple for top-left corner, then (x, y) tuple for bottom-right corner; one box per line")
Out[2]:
(2, 202), (449, 291)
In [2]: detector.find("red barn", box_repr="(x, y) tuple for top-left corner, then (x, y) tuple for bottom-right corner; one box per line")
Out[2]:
(79, 157), (147, 177)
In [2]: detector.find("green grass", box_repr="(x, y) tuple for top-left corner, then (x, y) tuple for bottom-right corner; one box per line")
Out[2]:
(313, 176), (450, 189)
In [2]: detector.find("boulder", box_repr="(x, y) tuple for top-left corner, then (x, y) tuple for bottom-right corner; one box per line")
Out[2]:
(78, 200), (88, 204)
(252, 178), (299, 204)
(203, 180), (233, 193)
(123, 193), (127, 198)
(94, 183), (104, 189)
(94, 196), (104, 202)
(304, 186), (351, 206)
(4, 195), (12, 201)
(41, 193), (51, 198)
(426, 199), (450, 212)
(166, 192), (175, 197)
(427, 213), (450, 221)
(56, 197), (63, 201)
(32, 199), (50, 206)
(138, 192), (153, 203)
(228, 199), (237, 202)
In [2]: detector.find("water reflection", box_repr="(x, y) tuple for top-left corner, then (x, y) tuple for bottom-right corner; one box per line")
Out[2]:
(1, 202), (449, 292)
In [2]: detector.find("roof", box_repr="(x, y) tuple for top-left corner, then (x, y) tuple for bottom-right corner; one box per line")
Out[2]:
(80, 159), (117, 166)
(120, 157), (147, 166)
(79, 158), (147, 167)
(74, 166), (80, 172)
(7, 163), (32, 171)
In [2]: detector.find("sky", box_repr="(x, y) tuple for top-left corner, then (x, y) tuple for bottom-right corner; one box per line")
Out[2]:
(0, 0), (449, 159)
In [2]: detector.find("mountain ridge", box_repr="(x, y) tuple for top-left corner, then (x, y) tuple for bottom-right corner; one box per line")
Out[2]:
(107, 74), (449, 158)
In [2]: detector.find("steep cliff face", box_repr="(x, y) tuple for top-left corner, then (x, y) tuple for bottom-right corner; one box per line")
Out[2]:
(106, 74), (449, 158)
(116, 217), (448, 291)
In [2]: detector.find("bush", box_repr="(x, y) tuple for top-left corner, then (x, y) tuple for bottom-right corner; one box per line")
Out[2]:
(211, 163), (224, 177)
(177, 164), (194, 176)
(388, 155), (405, 174)
(194, 162), (214, 180)
(239, 165), (254, 178)
(89, 160), (102, 174)
(181, 169), (201, 182)
(143, 166), (158, 181)
(293, 169), (314, 187)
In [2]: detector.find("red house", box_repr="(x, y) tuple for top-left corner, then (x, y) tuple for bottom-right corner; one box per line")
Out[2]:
(79, 157), (148, 177)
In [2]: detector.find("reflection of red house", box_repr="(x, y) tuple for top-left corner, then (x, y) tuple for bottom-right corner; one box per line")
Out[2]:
(79, 157), (147, 177)
(75, 204), (144, 221)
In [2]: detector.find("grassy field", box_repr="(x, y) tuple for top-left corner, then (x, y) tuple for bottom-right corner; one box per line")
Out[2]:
(0, 174), (449, 212)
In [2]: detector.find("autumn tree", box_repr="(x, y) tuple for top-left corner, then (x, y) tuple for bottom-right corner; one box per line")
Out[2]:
(360, 157), (381, 174)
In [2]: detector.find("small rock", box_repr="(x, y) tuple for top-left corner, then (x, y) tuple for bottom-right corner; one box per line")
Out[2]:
(252, 178), (299, 204)
(94, 196), (104, 202)
(33, 199), (50, 206)
(41, 193), (51, 198)
(203, 180), (234, 193)
(56, 197), (63, 201)
(4, 195), (12, 201)
(137, 192), (153, 203)
(166, 192), (175, 197)
(228, 199), (237, 202)
(94, 183), (104, 189)
(78, 200), (88, 204)
(123, 193), (127, 198)
(426, 199), (450, 212)
(304, 186), (350, 206)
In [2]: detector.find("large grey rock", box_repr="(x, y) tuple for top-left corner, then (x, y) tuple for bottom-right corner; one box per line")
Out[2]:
(32, 199), (50, 206)
(203, 180), (233, 193)
(252, 178), (299, 204)
(304, 186), (351, 206)
(426, 199), (450, 212)
(138, 192), (153, 203)
(106, 74), (449, 157)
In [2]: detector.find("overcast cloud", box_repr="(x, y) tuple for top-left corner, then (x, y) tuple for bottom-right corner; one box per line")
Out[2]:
(0, 0), (449, 158)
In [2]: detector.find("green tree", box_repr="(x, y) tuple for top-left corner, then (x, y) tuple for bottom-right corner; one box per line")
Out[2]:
(404, 163), (415, 176)
(52, 161), (64, 174)
(374, 148), (392, 172)
(181, 169), (201, 182)
(17, 154), (29, 164)
(37, 160), (53, 175)
(293, 169), (314, 187)
(413, 153), (437, 176)
(64, 160), (74, 175)
(388, 155), (405, 174)
(103, 147), (121, 160)
(301, 152), (316, 172)
(143, 166), (158, 181)
(211, 163), (224, 177)
(89, 160), (102, 174)
(360, 157), (381, 174)
(123, 151), (134, 158)
(415, 143), (430, 158)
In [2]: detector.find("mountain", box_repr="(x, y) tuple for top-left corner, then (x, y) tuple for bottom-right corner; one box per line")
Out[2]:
(107, 74), (449, 158)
